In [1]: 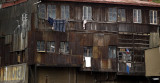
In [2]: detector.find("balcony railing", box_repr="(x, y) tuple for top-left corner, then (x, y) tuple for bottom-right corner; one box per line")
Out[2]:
(118, 62), (145, 75)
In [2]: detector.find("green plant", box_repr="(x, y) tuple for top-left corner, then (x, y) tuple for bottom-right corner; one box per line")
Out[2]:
(153, 0), (160, 3)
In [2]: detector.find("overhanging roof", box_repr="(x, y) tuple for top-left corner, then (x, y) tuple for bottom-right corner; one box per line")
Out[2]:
(46, 0), (160, 7)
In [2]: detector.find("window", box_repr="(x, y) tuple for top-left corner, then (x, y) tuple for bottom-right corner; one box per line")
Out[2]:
(37, 41), (45, 52)
(60, 42), (69, 54)
(38, 4), (46, 19)
(83, 6), (92, 20)
(47, 41), (55, 52)
(118, 9), (126, 22)
(133, 9), (142, 23)
(108, 8), (117, 22)
(61, 5), (70, 19)
(108, 46), (116, 58)
(47, 5), (56, 19)
(84, 47), (92, 57)
(149, 10), (157, 24)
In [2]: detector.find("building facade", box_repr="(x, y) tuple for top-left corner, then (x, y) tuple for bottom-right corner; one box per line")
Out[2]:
(0, 0), (160, 83)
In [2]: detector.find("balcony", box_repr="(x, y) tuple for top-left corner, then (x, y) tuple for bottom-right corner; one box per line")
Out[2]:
(117, 62), (145, 76)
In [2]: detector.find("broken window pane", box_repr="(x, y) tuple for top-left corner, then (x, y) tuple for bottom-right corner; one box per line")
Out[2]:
(83, 47), (92, 57)
(83, 6), (92, 20)
(60, 42), (69, 54)
(133, 9), (142, 23)
(108, 46), (116, 58)
(118, 9), (126, 22)
(37, 41), (45, 52)
(47, 41), (55, 52)
(108, 8), (117, 22)
(61, 5), (70, 19)
(38, 4), (46, 19)
(47, 5), (56, 19)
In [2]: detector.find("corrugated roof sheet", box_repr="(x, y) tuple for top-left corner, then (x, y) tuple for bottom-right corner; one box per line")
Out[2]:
(47, 0), (160, 7)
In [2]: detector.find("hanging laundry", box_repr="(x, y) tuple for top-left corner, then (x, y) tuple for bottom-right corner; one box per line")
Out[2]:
(126, 63), (131, 74)
(126, 48), (130, 54)
(48, 17), (66, 32)
(48, 17), (54, 26)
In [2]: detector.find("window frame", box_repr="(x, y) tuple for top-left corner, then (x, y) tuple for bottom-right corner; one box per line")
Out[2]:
(149, 10), (158, 25)
(108, 8), (117, 22)
(83, 6), (92, 20)
(117, 9), (126, 22)
(47, 4), (56, 19)
(61, 5), (70, 19)
(60, 41), (69, 54)
(108, 46), (117, 59)
(133, 9), (142, 23)
(83, 46), (92, 57)
(47, 41), (55, 53)
(38, 4), (46, 19)
(37, 41), (45, 52)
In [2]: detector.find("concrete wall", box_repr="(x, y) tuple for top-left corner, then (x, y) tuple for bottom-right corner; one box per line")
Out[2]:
(145, 47), (160, 76)
(150, 32), (159, 48)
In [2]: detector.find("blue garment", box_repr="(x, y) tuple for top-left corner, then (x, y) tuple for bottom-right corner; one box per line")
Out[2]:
(48, 17), (66, 32)
(48, 17), (54, 25)
(126, 65), (130, 74)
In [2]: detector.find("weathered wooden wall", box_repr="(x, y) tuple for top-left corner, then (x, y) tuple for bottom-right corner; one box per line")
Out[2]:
(37, 67), (149, 83)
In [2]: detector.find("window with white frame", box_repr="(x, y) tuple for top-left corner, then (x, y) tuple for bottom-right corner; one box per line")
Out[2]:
(133, 9), (142, 23)
(37, 41), (45, 52)
(38, 4), (46, 19)
(83, 6), (92, 20)
(60, 42), (69, 54)
(108, 8), (117, 22)
(84, 47), (92, 57)
(118, 9), (126, 22)
(61, 5), (70, 19)
(149, 10), (157, 24)
(47, 5), (56, 19)
(47, 41), (55, 52)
